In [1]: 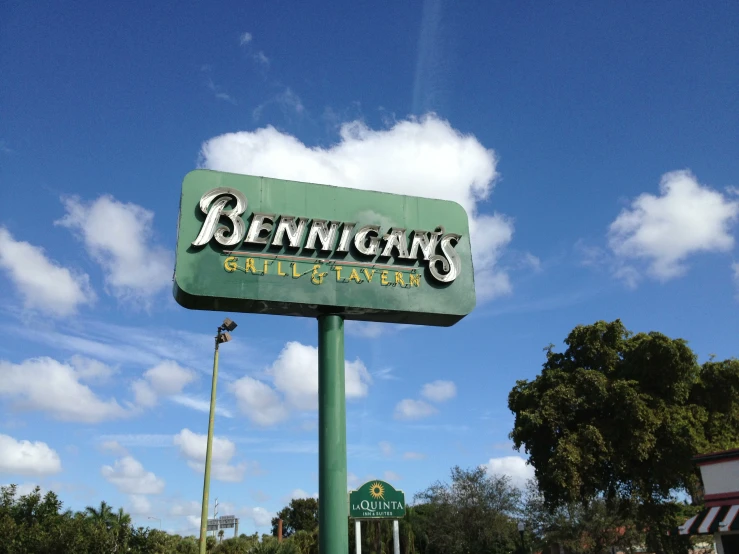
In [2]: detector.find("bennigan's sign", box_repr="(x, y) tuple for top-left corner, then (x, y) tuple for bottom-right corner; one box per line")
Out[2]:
(173, 170), (476, 326)
(349, 481), (405, 519)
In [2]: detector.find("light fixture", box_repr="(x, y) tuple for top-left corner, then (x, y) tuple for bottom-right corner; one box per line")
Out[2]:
(518, 522), (525, 533)
(218, 332), (232, 344)
(222, 318), (237, 332)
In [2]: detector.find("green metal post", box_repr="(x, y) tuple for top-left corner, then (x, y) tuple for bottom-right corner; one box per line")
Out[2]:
(199, 337), (220, 554)
(318, 315), (348, 554)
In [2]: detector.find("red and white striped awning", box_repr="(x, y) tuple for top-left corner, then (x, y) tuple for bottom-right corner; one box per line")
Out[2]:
(679, 505), (739, 535)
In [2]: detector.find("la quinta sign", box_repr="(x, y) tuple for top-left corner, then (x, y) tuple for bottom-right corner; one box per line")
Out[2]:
(174, 170), (476, 326)
(349, 481), (406, 519)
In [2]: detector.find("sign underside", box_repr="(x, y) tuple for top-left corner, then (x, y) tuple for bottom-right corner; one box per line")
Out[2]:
(174, 170), (476, 326)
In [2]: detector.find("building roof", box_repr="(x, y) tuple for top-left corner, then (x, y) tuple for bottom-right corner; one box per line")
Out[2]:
(693, 447), (739, 464)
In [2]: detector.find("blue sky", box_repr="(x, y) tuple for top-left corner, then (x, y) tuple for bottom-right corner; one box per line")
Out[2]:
(1, 0), (738, 536)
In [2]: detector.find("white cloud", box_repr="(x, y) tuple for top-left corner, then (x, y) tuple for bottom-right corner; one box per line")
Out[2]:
(0, 227), (95, 316)
(199, 114), (513, 301)
(170, 394), (233, 418)
(269, 341), (371, 410)
(98, 434), (173, 448)
(609, 170), (739, 281)
(242, 506), (273, 527)
(345, 321), (386, 339)
(68, 355), (116, 382)
(131, 381), (157, 408)
(482, 456), (534, 489)
(379, 441), (393, 457)
(420, 380), (456, 403)
(347, 472), (361, 489)
(186, 515), (201, 530)
(231, 342), (371, 425)
(383, 471), (401, 482)
(101, 456), (165, 494)
(0, 434), (62, 475)
(99, 440), (128, 456)
(3, 483), (47, 497)
(173, 428), (246, 482)
(128, 494), (151, 515)
(56, 195), (173, 303)
(253, 88), (304, 121)
(132, 361), (196, 408)
(289, 488), (310, 500)
(169, 499), (201, 517)
(174, 429), (236, 464)
(394, 399), (437, 420)
(0, 357), (129, 422)
(402, 451), (426, 460)
(240, 32), (253, 45)
(230, 376), (289, 426)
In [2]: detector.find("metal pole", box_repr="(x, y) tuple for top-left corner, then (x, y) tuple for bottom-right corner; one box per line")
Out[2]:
(355, 520), (362, 554)
(318, 315), (348, 554)
(199, 332), (221, 554)
(393, 520), (399, 554)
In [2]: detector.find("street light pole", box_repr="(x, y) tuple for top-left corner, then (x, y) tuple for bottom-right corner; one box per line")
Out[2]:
(198, 318), (237, 554)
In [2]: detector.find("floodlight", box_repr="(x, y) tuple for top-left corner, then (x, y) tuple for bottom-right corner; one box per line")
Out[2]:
(222, 318), (238, 332)
(218, 332), (232, 344)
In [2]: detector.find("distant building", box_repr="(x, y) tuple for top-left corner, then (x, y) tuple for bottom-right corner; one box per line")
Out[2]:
(678, 448), (739, 554)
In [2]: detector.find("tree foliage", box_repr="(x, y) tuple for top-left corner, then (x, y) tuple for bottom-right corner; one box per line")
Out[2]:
(412, 465), (521, 554)
(270, 497), (318, 538)
(522, 480), (643, 554)
(508, 320), (739, 552)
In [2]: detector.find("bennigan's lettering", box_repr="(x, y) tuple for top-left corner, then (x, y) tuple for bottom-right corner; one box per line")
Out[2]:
(193, 187), (462, 283)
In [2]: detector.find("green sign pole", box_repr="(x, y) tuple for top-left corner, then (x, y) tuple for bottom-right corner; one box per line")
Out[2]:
(318, 315), (348, 554)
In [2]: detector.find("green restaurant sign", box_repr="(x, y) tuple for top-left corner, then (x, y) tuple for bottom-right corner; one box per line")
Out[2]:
(349, 481), (406, 519)
(173, 170), (476, 326)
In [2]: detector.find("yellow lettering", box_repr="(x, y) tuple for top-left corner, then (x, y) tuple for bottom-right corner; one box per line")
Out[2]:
(263, 260), (272, 274)
(349, 268), (362, 283)
(311, 265), (327, 285)
(381, 270), (389, 285)
(362, 269), (376, 282)
(278, 261), (287, 276)
(245, 258), (257, 274)
(395, 272), (405, 286)
(332, 266), (342, 281)
(292, 262), (300, 278)
(409, 273), (421, 287)
(224, 256), (238, 272)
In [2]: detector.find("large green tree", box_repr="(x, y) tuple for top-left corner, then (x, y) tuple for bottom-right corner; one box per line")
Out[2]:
(270, 497), (319, 538)
(522, 480), (643, 554)
(412, 465), (521, 554)
(508, 320), (739, 553)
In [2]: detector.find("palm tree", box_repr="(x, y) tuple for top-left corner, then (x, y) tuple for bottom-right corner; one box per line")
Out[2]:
(85, 501), (114, 527)
(110, 508), (132, 552)
(111, 508), (131, 532)
(218, 529), (225, 543)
